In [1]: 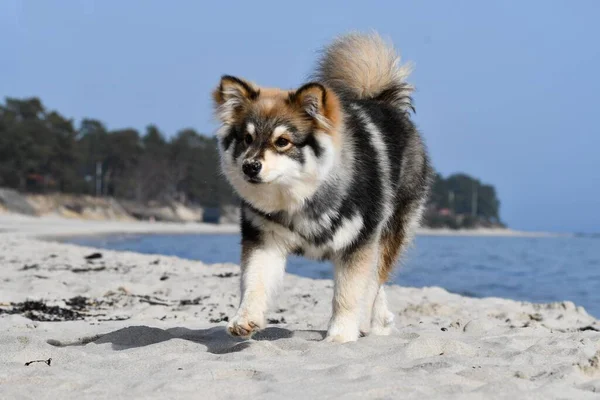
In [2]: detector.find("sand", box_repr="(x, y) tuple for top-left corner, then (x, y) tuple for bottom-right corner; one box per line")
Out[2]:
(0, 215), (598, 399)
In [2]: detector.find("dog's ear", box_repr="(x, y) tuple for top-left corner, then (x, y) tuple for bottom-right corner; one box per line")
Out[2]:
(213, 75), (259, 124)
(291, 83), (340, 131)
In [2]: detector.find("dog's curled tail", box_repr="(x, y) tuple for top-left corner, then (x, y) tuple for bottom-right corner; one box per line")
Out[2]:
(314, 32), (414, 113)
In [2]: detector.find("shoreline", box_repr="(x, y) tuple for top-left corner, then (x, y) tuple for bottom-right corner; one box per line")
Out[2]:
(0, 212), (561, 240)
(415, 226), (563, 237)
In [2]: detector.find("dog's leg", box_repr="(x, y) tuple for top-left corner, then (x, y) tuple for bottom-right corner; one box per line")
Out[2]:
(369, 232), (401, 336)
(370, 201), (424, 335)
(227, 239), (286, 338)
(370, 285), (396, 335)
(359, 267), (380, 336)
(326, 241), (378, 343)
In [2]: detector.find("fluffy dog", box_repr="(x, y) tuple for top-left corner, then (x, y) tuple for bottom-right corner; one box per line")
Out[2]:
(213, 32), (432, 343)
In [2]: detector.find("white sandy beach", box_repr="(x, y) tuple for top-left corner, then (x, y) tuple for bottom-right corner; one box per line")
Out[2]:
(0, 215), (598, 399)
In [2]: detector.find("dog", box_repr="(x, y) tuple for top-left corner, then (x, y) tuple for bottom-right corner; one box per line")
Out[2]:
(212, 32), (432, 343)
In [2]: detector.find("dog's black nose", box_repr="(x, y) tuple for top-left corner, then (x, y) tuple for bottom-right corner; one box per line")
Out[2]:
(242, 160), (262, 178)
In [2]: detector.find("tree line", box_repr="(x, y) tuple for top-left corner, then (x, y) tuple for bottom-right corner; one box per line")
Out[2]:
(0, 97), (502, 227)
(0, 97), (236, 207)
(425, 173), (503, 228)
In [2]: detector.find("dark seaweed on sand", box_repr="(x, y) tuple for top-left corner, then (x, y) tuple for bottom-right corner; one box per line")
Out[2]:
(0, 300), (85, 322)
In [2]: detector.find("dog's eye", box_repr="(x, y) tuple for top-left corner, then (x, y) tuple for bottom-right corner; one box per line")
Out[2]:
(244, 134), (253, 145)
(275, 137), (290, 148)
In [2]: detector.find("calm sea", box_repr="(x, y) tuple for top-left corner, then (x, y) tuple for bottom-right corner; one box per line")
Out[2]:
(66, 234), (600, 318)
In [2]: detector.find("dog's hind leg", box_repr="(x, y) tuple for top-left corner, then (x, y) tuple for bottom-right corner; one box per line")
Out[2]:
(370, 285), (396, 335)
(370, 204), (422, 335)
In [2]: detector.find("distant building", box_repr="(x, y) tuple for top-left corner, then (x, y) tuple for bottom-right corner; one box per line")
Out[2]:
(26, 173), (56, 192)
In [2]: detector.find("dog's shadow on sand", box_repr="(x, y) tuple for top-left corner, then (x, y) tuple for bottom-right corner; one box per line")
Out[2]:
(48, 326), (327, 354)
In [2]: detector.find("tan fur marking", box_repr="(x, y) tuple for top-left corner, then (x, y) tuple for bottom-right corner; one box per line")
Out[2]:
(213, 75), (343, 143)
(260, 149), (277, 177)
(321, 89), (342, 150)
(260, 87), (287, 97)
(258, 97), (275, 112)
(377, 206), (422, 284)
(288, 84), (343, 150)
(291, 84), (341, 132)
(334, 242), (376, 312)
(323, 90), (342, 130)
(378, 230), (405, 284)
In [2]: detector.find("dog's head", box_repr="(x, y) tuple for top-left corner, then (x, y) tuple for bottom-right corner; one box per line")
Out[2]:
(213, 76), (342, 213)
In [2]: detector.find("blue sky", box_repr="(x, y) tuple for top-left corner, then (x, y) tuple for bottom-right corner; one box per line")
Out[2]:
(1, 0), (599, 233)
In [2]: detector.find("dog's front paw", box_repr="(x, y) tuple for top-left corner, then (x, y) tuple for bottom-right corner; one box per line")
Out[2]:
(324, 320), (360, 343)
(226, 312), (265, 338)
(324, 333), (359, 343)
